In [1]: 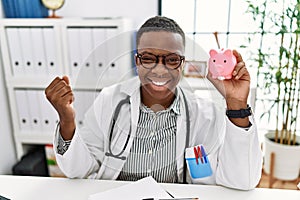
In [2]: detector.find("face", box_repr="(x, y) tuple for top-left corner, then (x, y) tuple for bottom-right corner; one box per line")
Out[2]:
(136, 31), (185, 104)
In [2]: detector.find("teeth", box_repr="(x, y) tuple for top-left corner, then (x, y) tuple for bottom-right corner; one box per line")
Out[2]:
(152, 81), (167, 86)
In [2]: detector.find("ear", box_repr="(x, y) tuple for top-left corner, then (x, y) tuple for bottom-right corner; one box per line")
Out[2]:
(223, 49), (233, 57)
(209, 49), (218, 57)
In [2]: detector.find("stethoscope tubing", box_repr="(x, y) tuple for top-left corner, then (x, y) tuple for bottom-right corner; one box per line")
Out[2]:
(105, 96), (131, 160)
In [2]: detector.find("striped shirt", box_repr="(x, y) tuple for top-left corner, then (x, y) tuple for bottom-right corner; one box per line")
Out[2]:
(117, 95), (180, 183)
(57, 93), (180, 183)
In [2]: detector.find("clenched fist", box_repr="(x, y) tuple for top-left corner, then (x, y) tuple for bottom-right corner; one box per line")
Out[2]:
(45, 76), (76, 140)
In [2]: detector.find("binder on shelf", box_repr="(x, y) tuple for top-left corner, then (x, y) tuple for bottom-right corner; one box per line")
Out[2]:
(6, 28), (25, 76)
(27, 0), (48, 18)
(15, 89), (32, 132)
(2, 0), (48, 18)
(67, 28), (82, 81)
(92, 28), (107, 81)
(73, 91), (85, 128)
(106, 28), (119, 79)
(27, 90), (43, 132)
(37, 90), (59, 132)
(79, 28), (96, 82)
(73, 90), (98, 128)
(15, 0), (27, 18)
(2, 0), (15, 18)
(43, 28), (60, 77)
(118, 30), (134, 81)
(31, 28), (48, 76)
(19, 27), (35, 75)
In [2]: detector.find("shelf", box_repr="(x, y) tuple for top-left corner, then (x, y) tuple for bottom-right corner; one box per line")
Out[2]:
(19, 132), (53, 144)
(6, 77), (57, 89)
(0, 18), (133, 158)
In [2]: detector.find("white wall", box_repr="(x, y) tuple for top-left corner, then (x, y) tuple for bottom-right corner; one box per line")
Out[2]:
(56, 0), (158, 29)
(0, 1), (158, 174)
(0, 0), (17, 174)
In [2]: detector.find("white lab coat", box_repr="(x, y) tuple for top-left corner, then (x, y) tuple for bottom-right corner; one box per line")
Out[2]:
(54, 77), (262, 190)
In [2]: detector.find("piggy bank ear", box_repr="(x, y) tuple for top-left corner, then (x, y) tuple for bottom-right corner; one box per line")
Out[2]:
(224, 49), (233, 57)
(209, 49), (218, 57)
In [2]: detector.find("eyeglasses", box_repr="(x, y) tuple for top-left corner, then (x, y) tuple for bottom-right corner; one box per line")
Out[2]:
(136, 52), (185, 70)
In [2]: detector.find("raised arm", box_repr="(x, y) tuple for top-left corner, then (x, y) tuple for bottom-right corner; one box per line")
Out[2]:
(207, 50), (250, 127)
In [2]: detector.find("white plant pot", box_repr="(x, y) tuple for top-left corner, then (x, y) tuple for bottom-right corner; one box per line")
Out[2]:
(263, 131), (300, 180)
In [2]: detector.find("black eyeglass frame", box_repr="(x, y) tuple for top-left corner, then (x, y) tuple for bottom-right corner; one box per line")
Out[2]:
(136, 52), (185, 70)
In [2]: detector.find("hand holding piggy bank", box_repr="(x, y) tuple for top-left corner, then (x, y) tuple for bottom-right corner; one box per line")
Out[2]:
(208, 49), (237, 80)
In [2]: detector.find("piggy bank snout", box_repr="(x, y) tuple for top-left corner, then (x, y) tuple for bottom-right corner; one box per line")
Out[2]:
(213, 64), (225, 68)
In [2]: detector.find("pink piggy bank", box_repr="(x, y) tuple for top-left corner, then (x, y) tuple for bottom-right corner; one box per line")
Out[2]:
(208, 49), (237, 80)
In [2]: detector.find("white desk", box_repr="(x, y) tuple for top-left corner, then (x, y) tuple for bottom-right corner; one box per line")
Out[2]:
(0, 175), (299, 200)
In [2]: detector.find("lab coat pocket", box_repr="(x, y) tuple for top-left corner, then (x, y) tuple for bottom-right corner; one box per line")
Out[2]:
(185, 145), (213, 179)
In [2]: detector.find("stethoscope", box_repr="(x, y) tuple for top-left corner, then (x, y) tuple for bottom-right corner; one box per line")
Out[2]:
(104, 87), (190, 183)
(104, 95), (131, 160)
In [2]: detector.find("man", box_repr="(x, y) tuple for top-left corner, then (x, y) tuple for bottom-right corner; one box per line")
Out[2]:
(45, 16), (262, 190)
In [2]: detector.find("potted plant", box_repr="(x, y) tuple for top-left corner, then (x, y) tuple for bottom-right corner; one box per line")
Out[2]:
(245, 0), (300, 185)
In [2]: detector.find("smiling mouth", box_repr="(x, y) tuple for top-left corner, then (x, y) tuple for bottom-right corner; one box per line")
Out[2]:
(152, 80), (168, 86)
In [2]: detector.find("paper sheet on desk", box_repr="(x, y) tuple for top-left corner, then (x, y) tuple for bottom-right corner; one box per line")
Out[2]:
(88, 176), (171, 200)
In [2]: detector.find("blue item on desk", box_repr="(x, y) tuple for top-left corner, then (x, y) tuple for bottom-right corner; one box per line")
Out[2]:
(186, 145), (212, 179)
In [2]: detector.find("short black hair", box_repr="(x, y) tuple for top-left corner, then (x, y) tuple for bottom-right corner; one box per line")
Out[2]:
(136, 16), (185, 47)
